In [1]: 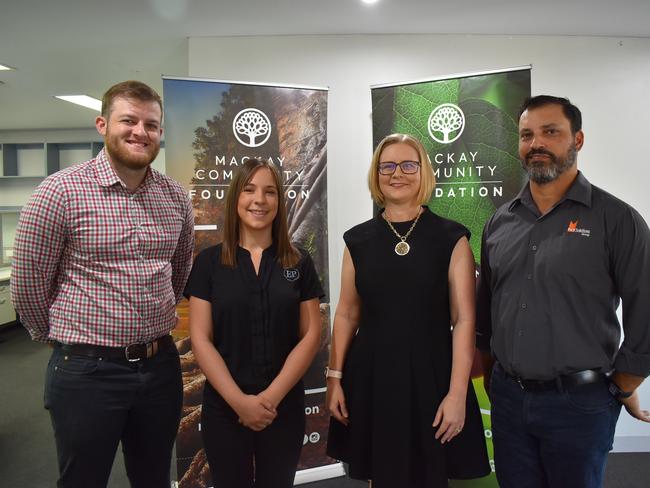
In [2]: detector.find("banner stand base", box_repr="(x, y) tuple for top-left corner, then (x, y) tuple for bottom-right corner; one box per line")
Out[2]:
(294, 463), (346, 485)
(172, 462), (346, 488)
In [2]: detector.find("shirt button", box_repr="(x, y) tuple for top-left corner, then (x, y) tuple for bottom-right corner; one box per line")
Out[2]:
(521, 303), (527, 310)
(527, 274), (533, 280)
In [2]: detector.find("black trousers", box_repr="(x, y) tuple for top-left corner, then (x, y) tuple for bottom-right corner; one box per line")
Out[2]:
(44, 345), (183, 488)
(201, 385), (305, 488)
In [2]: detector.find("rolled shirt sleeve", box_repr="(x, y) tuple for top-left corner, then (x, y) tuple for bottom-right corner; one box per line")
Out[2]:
(610, 205), (650, 377)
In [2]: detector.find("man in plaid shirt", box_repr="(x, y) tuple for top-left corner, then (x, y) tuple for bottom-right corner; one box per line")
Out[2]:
(11, 80), (194, 487)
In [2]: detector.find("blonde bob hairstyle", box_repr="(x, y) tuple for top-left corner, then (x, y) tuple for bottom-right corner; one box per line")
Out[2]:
(367, 133), (436, 206)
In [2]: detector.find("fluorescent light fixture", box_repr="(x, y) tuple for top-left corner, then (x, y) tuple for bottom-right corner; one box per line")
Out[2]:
(55, 95), (102, 112)
(0, 64), (15, 71)
(361, 0), (380, 4)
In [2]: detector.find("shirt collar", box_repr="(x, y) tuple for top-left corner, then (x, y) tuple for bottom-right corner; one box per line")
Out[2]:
(93, 147), (160, 190)
(509, 170), (592, 212)
(93, 148), (122, 187)
(237, 243), (278, 257)
(562, 171), (592, 207)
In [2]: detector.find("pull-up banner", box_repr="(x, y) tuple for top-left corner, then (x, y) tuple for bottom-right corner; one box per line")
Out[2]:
(163, 76), (332, 487)
(371, 66), (531, 487)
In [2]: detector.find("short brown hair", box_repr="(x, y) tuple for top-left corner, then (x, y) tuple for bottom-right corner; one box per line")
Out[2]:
(368, 133), (436, 206)
(221, 158), (299, 268)
(519, 95), (582, 135)
(101, 80), (163, 119)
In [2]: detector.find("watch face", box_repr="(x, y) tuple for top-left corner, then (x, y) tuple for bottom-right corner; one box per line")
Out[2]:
(608, 381), (632, 399)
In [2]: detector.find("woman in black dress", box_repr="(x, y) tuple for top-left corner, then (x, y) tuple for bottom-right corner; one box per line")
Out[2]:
(326, 134), (490, 487)
(186, 158), (323, 488)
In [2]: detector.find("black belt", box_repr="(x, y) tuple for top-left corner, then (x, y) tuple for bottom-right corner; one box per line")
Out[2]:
(57, 335), (175, 362)
(499, 364), (604, 392)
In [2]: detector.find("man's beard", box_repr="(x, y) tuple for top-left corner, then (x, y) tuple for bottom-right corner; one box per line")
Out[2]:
(521, 145), (577, 184)
(104, 131), (160, 170)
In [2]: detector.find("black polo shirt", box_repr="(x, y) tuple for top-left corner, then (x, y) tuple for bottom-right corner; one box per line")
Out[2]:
(477, 171), (650, 380)
(184, 244), (324, 391)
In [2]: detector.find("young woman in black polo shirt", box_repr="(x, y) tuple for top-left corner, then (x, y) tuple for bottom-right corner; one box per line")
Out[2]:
(185, 158), (323, 488)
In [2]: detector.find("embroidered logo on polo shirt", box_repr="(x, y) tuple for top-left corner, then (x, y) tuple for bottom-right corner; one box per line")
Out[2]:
(566, 220), (591, 237)
(283, 268), (300, 282)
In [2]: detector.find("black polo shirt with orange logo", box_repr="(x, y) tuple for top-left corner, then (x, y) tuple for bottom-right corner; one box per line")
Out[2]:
(477, 171), (650, 380)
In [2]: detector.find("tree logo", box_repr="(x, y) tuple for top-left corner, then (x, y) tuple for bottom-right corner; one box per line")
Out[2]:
(428, 103), (465, 144)
(232, 108), (272, 147)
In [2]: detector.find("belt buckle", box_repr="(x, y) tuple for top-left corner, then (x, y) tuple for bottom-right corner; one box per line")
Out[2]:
(125, 343), (142, 362)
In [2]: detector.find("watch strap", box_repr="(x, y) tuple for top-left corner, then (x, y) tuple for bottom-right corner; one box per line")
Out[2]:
(325, 367), (343, 379)
(608, 381), (633, 400)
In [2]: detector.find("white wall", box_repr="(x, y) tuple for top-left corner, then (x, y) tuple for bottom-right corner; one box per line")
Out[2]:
(188, 34), (650, 450)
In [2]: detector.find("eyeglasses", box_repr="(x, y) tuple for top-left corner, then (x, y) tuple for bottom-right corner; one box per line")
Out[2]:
(378, 160), (421, 175)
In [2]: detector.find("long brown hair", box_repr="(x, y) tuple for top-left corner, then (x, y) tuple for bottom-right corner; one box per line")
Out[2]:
(221, 158), (299, 268)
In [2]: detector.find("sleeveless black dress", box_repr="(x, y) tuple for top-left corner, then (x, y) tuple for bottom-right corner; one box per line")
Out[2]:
(327, 208), (490, 487)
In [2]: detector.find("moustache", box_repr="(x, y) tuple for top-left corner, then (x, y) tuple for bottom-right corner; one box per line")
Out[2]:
(525, 148), (557, 162)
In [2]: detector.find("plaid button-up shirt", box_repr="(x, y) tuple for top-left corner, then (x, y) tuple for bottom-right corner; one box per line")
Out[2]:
(11, 149), (194, 346)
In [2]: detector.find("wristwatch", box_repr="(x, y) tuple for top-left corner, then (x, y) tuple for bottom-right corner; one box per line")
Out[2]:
(608, 381), (633, 401)
(325, 367), (343, 379)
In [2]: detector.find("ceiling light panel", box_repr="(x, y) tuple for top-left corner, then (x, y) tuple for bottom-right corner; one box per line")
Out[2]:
(55, 95), (102, 112)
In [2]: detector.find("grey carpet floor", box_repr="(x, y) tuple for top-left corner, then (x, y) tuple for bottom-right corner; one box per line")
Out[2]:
(1, 324), (648, 487)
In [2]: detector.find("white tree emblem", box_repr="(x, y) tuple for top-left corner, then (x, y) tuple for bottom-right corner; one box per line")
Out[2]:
(232, 108), (272, 147)
(427, 103), (465, 144)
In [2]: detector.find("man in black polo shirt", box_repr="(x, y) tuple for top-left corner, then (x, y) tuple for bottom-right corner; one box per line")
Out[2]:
(477, 95), (650, 488)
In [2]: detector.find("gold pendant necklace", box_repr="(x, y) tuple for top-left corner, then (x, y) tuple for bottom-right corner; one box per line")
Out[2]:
(383, 208), (422, 256)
